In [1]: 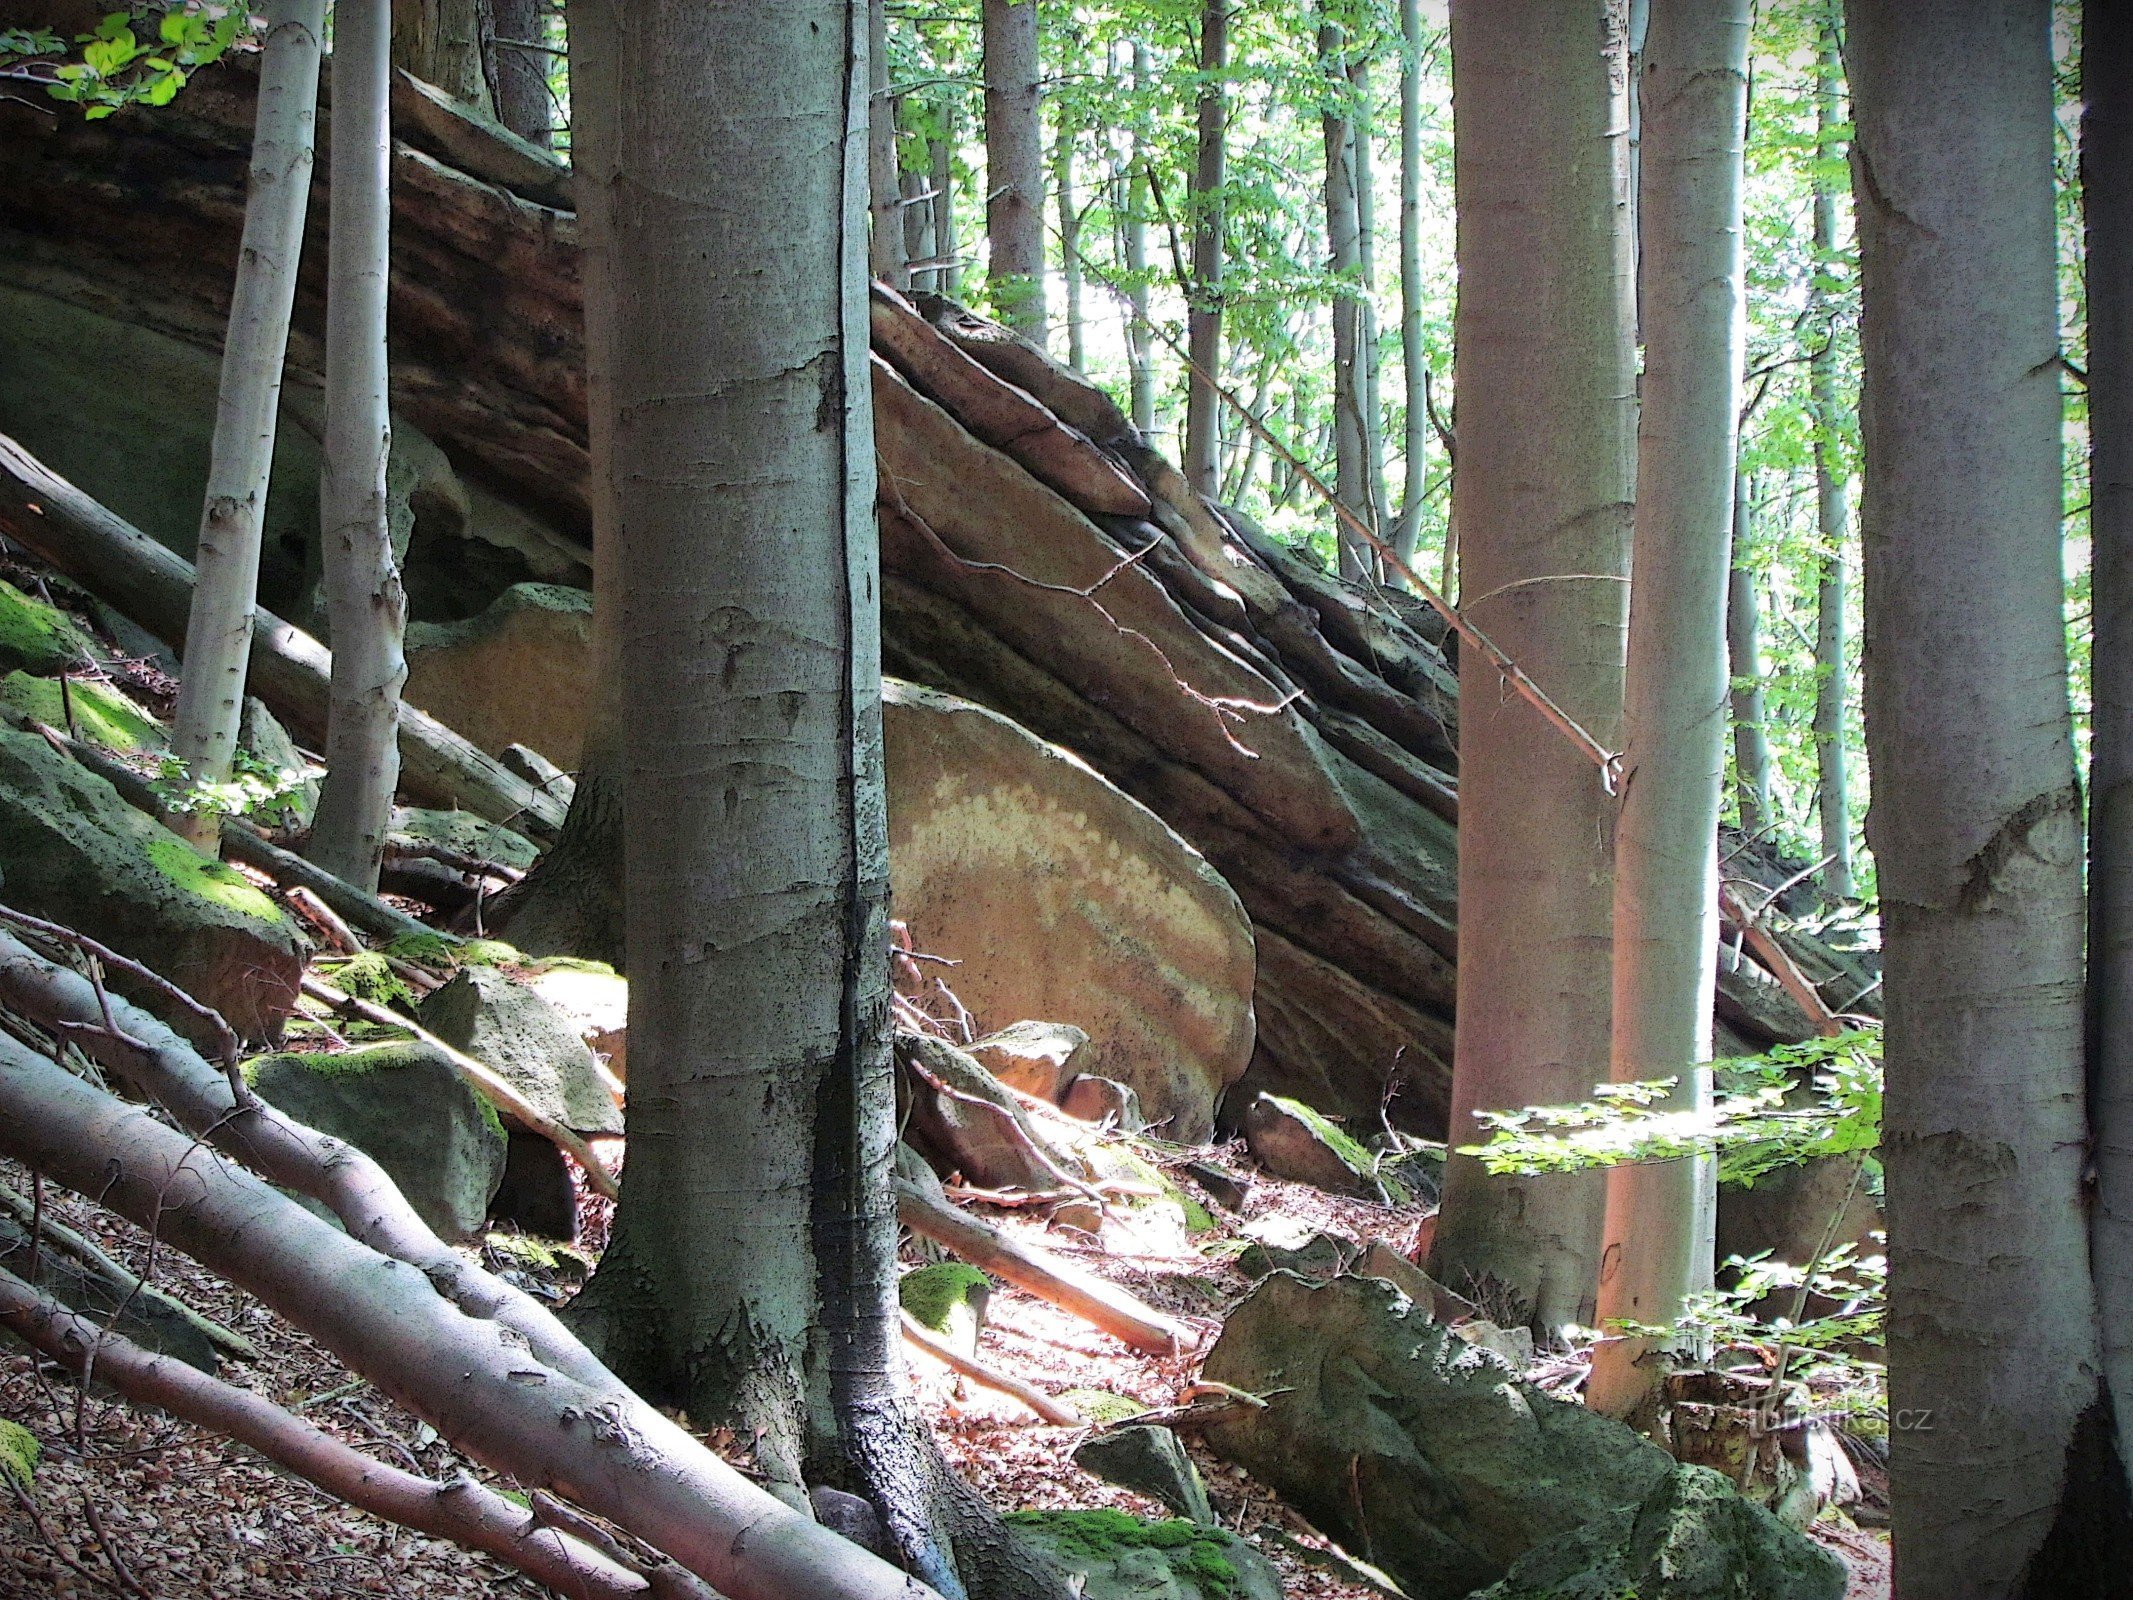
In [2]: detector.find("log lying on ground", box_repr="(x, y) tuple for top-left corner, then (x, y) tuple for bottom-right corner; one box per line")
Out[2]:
(0, 946), (939, 1600)
(894, 1175), (1189, 1356)
(0, 1264), (714, 1600)
(0, 435), (565, 839)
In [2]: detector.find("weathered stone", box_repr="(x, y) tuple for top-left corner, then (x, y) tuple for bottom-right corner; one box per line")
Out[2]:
(885, 680), (1255, 1143)
(417, 964), (622, 1135)
(0, 670), (164, 752)
(403, 582), (594, 765)
(967, 1019), (1090, 1102)
(1237, 1220), (1355, 1283)
(389, 806), (541, 871)
(1073, 1426), (1216, 1526)
(1469, 1464), (1844, 1600)
(1202, 1272), (1680, 1600)
(0, 578), (99, 674)
(1181, 1159), (1250, 1214)
(238, 696), (319, 826)
(901, 1031), (1066, 1192)
(1355, 1240), (1478, 1323)
(0, 730), (308, 1039)
(1058, 1074), (1145, 1132)
(1241, 1093), (1382, 1200)
(490, 1127), (578, 1241)
(1005, 1510), (1281, 1600)
(523, 963), (627, 1084)
(250, 1043), (507, 1242)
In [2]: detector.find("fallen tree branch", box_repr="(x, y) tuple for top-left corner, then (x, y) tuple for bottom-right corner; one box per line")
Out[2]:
(0, 1267), (668, 1600)
(1717, 885), (1847, 1039)
(893, 1176), (1189, 1356)
(900, 1312), (1086, 1426)
(299, 973), (620, 1200)
(0, 1033), (941, 1600)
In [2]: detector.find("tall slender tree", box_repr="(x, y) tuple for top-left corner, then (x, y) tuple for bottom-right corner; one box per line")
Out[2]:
(2084, 0), (2133, 1509)
(982, 0), (1045, 340)
(1851, 1), (2127, 1590)
(1319, 17), (1369, 580)
(1350, 53), (1387, 536)
(1726, 472), (1773, 836)
(167, 0), (325, 853)
(310, 0), (406, 893)
(1054, 120), (1085, 369)
(868, 0), (908, 288)
(488, 0), (550, 146)
(1586, 0), (1748, 1421)
(1124, 41), (1156, 435)
(1428, 0), (1634, 1332)
(1393, 0), (1429, 576)
(1809, 11), (1854, 902)
(929, 131), (958, 295)
(1184, 0), (1228, 496)
(558, 3), (1063, 1592)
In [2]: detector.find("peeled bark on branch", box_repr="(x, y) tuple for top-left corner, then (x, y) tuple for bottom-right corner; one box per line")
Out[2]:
(0, 1034), (941, 1600)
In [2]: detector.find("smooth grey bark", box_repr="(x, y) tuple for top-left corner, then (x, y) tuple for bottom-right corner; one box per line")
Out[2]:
(1429, 0), (1634, 1333)
(168, 0), (325, 854)
(557, 7), (1064, 1595)
(1320, 19), (1369, 581)
(1726, 473), (1773, 836)
(982, 0), (1045, 340)
(1810, 16), (1855, 902)
(2086, 0), (2133, 1512)
(929, 133), (958, 295)
(390, 0), (493, 112)
(487, 0), (549, 147)
(310, 0), (407, 893)
(868, 0), (907, 288)
(1053, 121), (1084, 369)
(1394, 0), (1429, 576)
(1350, 54), (1387, 541)
(1125, 44), (1155, 436)
(1851, 2), (2129, 1591)
(1183, 0), (1227, 495)
(903, 159), (937, 294)
(1586, 0), (1747, 1420)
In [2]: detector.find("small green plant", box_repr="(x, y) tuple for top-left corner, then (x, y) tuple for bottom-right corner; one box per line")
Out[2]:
(153, 747), (309, 829)
(1, 5), (250, 119)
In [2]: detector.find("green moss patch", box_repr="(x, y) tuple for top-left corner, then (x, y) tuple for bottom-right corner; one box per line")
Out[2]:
(0, 671), (164, 752)
(0, 1419), (39, 1492)
(144, 834), (283, 924)
(1059, 1389), (1151, 1424)
(1263, 1094), (1409, 1203)
(899, 1261), (989, 1332)
(1006, 1509), (1238, 1596)
(330, 950), (415, 1011)
(0, 580), (98, 674)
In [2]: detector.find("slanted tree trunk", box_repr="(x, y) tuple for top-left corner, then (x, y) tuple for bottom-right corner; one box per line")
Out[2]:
(1320, 19), (1369, 580)
(1586, 0), (1747, 1421)
(1727, 472), (1773, 836)
(557, 5), (1063, 1593)
(1183, 0), (1227, 496)
(868, 0), (907, 289)
(391, 0), (493, 113)
(1394, 0), (1429, 578)
(1053, 120), (1084, 369)
(487, 0), (549, 147)
(1125, 45), (1156, 435)
(311, 0), (407, 893)
(1810, 14), (1854, 903)
(982, 0), (1045, 341)
(1429, 0), (1634, 1333)
(168, 0), (325, 854)
(2086, 0), (2133, 1511)
(1851, 2), (2128, 1591)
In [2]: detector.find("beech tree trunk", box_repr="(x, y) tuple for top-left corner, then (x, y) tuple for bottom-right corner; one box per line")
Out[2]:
(1125, 47), (1156, 435)
(1727, 473), (1773, 836)
(168, 0), (325, 853)
(556, 7), (1063, 1594)
(868, 0), (907, 289)
(1183, 0), (1227, 496)
(1054, 121), (1084, 369)
(1586, 0), (1747, 1421)
(2085, 0), (2133, 1509)
(931, 132), (958, 296)
(1320, 19), (1369, 581)
(1850, 2), (2127, 1591)
(1350, 54), (1386, 540)
(391, 0), (493, 114)
(311, 0), (408, 893)
(1429, 0), (1634, 1333)
(487, 0), (549, 147)
(1810, 16), (1854, 903)
(1394, 0), (1428, 576)
(982, 0), (1045, 341)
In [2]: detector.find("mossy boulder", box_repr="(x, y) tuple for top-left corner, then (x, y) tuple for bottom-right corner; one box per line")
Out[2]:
(239, 696), (318, 826)
(1469, 1464), (1845, 1600)
(1004, 1510), (1280, 1600)
(250, 1043), (507, 1242)
(1203, 1273), (1835, 1600)
(0, 730), (307, 1038)
(418, 965), (622, 1135)
(389, 806), (540, 872)
(0, 670), (165, 753)
(1241, 1093), (1395, 1201)
(403, 583), (594, 766)
(1073, 1426), (1216, 1527)
(0, 579), (99, 674)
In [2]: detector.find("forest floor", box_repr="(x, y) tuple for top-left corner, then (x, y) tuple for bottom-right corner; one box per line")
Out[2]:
(0, 1143), (1890, 1599)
